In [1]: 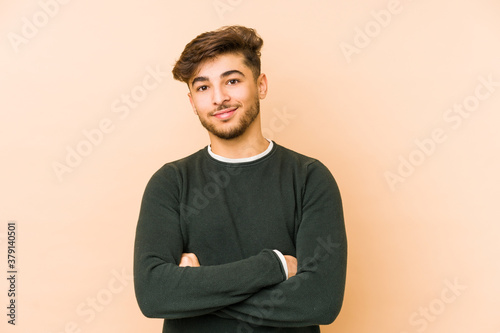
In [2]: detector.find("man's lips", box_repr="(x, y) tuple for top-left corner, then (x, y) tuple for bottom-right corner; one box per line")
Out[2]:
(212, 107), (237, 119)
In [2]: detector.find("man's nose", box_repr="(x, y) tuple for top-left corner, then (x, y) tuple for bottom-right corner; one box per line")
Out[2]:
(212, 86), (230, 106)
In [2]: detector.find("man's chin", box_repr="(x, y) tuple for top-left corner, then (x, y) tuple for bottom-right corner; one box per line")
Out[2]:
(211, 130), (245, 140)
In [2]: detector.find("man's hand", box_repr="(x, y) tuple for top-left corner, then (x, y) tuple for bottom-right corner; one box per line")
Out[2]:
(179, 253), (200, 267)
(284, 255), (297, 278)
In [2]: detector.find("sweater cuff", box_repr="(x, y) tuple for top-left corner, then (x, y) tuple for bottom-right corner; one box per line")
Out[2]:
(272, 249), (288, 280)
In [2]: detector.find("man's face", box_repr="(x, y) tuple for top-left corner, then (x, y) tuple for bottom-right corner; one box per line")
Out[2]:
(188, 53), (267, 140)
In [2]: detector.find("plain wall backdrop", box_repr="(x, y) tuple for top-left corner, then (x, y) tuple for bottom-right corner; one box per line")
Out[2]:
(1, 1), (500, 332)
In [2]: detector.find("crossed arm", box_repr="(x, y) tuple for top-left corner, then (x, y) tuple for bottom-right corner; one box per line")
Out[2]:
(179, 252), (298, 278)
(134, 161), (347, 327)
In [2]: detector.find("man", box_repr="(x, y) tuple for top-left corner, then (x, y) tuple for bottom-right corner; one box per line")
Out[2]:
(134, 25), (347, 332)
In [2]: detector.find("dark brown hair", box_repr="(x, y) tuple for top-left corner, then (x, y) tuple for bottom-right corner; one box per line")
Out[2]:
(172, 25), (264, 84)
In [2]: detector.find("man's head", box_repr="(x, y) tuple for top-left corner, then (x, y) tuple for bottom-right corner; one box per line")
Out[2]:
(173, 26), (268, 141)
(172, 25), (263, 84)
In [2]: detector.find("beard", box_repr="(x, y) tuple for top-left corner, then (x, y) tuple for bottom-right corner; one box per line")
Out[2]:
(198, 96), (260, 140)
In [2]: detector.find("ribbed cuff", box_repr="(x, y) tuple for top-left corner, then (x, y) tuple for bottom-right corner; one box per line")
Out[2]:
(272, 249), (288, 280)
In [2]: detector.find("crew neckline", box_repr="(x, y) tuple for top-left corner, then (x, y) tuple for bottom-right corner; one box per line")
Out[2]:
(207, 139), (274, 164)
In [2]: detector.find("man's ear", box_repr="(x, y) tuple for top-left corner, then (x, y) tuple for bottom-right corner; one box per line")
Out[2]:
(257, 73), (268, 99)
(188, 92), (198, 115)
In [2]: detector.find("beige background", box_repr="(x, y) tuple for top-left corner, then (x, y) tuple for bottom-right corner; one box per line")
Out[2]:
(2, 1), (500, 332)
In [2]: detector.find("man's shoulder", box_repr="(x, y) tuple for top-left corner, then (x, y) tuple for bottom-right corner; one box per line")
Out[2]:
(161, 147), (207, 167)
(274, 143), (319, 166)
(274, 142), (336, 179)
(149, 147), (207, 181)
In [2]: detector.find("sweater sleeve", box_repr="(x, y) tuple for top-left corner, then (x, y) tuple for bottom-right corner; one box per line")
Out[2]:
(215, 160), (347, 327)
(133, 165), (286, 319)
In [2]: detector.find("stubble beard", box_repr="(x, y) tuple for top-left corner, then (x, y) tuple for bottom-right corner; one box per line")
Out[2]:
(198, 97), (260, 140)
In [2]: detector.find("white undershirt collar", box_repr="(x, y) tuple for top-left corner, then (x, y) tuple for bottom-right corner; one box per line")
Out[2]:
(208, 139), (273, 163)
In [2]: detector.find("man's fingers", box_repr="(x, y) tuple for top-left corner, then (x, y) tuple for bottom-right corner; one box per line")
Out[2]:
(284, 255), (297, 278)
(179, 254), (191, 267)
(179, 253), (200, 267)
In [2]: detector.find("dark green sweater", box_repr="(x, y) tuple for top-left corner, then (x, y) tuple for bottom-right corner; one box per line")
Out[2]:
(134, 142), (347, 332)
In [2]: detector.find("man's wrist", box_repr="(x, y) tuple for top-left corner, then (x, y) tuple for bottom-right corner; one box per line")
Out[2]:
(272, 249), (289, 279)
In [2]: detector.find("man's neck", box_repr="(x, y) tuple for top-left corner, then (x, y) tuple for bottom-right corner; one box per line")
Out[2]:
(209, 132), (270, 159)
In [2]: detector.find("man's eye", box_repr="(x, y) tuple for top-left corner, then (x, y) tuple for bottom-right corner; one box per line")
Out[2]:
(197, 86), (208, 92)
(228, 79), (239, 85)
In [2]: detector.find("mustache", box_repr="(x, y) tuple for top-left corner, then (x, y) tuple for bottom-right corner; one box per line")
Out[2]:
(216, 104), (240, 111)
(209, 104), (241, 116)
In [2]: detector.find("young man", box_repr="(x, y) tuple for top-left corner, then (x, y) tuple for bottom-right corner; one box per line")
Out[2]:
(134, 26), (347, 332)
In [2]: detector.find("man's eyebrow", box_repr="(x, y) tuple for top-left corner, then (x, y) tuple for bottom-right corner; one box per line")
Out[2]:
(220, 70), (245, 78)
(191, 76), (208, 87)
(191, 70), (245, 88)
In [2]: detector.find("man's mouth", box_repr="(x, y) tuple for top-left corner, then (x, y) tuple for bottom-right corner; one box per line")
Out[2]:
(213, 107), (237, 120)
